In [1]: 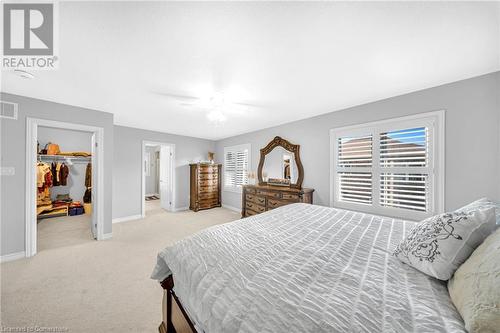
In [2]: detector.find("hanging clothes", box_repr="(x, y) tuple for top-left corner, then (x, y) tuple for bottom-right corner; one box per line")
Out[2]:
(37, 163), (51, 188)
(51, 162), (59, 186)
(83, 162), (92, 204)
(59, 163), (69, 186)
(56, 162), (62, 184)
(36, 162), (53, 212)
(83, 188), (91, 203)
(85, 163), (92, 187)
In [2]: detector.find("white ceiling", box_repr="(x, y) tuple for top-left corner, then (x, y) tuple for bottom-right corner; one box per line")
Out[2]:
(2, 1), (499, 140)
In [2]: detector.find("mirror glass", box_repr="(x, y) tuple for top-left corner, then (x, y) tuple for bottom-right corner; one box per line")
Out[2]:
(262, 146), (298, 184)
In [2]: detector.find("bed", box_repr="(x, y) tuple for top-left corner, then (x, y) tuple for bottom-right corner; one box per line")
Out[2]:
(151, 203), (466, 332)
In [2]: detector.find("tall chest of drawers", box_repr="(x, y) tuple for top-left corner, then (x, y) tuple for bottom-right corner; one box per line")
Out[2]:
(189, 163), (222, 212)
(241, 185), (314, 218)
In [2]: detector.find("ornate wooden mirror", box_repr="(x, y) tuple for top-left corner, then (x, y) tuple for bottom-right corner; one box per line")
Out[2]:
(257, 136), (304, 189)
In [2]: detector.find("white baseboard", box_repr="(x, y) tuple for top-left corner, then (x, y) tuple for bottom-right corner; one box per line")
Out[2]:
(222, 204), (241, 212)
(101, 233), (112, 240)
(172, 206), (188, 212)
(145, 193), (159, 197)
(112, 214), (143, 224)
(1, 251), (25, 263)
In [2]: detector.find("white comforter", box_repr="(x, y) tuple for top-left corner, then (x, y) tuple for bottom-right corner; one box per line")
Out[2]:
(151, 203), (465, 333)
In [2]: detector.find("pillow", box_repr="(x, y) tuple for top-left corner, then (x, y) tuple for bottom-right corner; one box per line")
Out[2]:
(393, 207), (496, 280)
(448, 227), (500, 332)
(455, 197), (500, 226)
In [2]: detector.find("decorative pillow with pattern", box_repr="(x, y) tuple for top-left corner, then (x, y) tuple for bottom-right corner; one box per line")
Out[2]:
(393, 207), (496, 280)
(455, 197), (500, 226)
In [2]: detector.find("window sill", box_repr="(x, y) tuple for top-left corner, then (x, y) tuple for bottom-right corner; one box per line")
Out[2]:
(332, 201), (431, 222)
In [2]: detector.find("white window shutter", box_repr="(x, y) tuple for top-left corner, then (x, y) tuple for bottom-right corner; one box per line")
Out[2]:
(331, 111), (443, 220)
(224, 144), (250, 192)
(338, 172), (372, 204)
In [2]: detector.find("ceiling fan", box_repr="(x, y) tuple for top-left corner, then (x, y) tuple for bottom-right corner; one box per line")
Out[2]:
(152, 91), (261, 123)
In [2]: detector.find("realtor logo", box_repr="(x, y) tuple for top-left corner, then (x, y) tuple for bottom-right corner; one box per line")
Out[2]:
(2, 2), (58, 69)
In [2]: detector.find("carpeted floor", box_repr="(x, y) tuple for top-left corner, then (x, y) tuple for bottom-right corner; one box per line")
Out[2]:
(1, 202), (239, 332)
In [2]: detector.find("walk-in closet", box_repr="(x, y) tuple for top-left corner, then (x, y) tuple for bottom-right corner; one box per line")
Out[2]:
(36, 126), (94, 251)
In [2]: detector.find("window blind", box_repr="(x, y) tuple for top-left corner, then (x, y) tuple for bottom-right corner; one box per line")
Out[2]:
(380, 127), (427, 167)
(338, 172), (372, 204)
(331, 112), (442, 220)
(380, 173), (428, 211)
(337, 135), (373, 167)
(224, 144), (250, 191)
(336, 134), (373, 205)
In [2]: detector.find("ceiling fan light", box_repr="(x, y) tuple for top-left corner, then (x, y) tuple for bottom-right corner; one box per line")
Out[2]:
(211, 92), (225, 107)
(207, 109), (227, 123)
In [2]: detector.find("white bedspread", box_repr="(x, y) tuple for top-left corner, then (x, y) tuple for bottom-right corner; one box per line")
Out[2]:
(151, 203), (465, 333)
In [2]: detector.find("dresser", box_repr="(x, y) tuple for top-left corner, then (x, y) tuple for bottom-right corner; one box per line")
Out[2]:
(189, 163), (222, 212)
(241, 184), (314, 217)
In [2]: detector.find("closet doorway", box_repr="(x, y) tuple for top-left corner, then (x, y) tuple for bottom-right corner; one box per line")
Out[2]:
(141, 141), (175, 217)
(26, 118), (104, 258)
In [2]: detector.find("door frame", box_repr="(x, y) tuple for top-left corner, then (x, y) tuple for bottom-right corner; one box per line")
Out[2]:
(141, 141), (176, 217)
(26, 118), (105, 258)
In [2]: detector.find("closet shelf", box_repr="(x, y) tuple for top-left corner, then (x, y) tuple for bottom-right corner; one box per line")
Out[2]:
(38, 154), (91, 162)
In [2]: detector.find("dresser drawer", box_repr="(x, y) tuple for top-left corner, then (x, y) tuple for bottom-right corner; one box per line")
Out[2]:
(282, 193), (300, 200)
(198, 179), (218, 186)
(199, 198), (219, 208)
(245, 209), (258, 217)
(198, 173), (218, 180)
(245, 187), (256, 194)
(245, 194), (266, 206)
(199, 165), (218, 171)
(245, 201), (266, 213)
(267, 198), (288, 209)
(199, 192), (218, 200)
(256, 190), (282, 199)
(199, 184), (218, 192)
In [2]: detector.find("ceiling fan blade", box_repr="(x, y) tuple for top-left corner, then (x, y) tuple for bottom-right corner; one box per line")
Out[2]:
(152, 91), (199, 102)
(153, 90), (264, 116)
(231, 101), (262, 109)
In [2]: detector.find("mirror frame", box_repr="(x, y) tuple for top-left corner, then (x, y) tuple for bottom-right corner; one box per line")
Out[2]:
(257, 136), (304, 189)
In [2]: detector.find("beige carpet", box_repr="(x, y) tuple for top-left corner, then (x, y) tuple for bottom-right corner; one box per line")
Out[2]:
(1, 203), (240, 332)
(37, 214), (94, 251)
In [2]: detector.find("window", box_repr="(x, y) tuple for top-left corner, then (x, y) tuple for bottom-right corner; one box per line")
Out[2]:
(330, 111), (444, 220)
(224, 144), (251, 192)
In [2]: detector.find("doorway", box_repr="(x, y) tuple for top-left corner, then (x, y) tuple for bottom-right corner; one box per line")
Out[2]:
(36, 126), (94, 251)
(26, 118), (104, 258)
(141, 141), (175, 217)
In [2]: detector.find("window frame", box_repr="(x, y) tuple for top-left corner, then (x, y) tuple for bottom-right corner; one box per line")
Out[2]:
(223, 143), (251, 193)
(330, 111), (445, 221)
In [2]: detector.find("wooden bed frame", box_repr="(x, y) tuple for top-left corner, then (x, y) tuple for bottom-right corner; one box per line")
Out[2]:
(159, 275), (197, 333)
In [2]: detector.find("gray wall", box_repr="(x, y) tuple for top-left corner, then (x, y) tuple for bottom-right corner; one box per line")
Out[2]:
(0, 93), (114, 256)
(38, 127), (92, 202)
(145, 146), (159, 195)
(1, 71), (498, 257)
(215, 72), (500, 211)
(113, 126), (215, 219)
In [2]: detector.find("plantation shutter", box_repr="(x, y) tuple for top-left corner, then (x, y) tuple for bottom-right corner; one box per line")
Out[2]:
(379, 127), (429, 212)
(331, 113), (442, 220)
(336, 134), (373, 205)
(224, 144), (250, 191)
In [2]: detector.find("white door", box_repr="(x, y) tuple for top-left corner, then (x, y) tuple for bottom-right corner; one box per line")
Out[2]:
(90, 134), (97, 239)
(159, 145), (172, 211)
